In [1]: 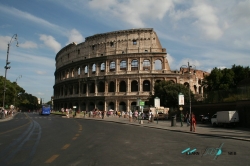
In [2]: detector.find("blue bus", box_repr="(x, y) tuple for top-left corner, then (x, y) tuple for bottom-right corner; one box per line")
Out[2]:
(40, 104), (51, 115)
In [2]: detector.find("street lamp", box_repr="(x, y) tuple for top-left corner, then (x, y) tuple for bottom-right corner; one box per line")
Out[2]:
(180, 62), (196, 131)
(2, 34), (18, 112)
(14, 75), (22, 108)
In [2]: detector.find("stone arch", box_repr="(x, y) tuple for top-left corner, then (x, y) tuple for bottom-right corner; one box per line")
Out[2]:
(97, 101), (104, 111)
(84, 66), (88, 74)
(119, 81), (126, 92)
(82, 83), (87, 94)
(98, 81), (105, 92)
(78, 66), (81, 75)
(108, 81), (115, 92)
(119, 102), (126, 111)
(100, 62), (105, 72)
(130, 102), (137, 111)
(131, 80), (138, 92)
(108, 102), (115, 110)
(184, 82), (189, 88)
(89, 82), (95, 93)
(143, 80), (150, 91)
(110, 61), (115, 71)
(143, 59), (150, 70)
(194, 85), (197, 94)
(120, 60), (127, 70)
(131, 59), (138, 70)
(92, 64), (96, 73)
(81, 102), (86, 111)
(88, 102), (95, 111)
(68, 103), (73, 109)
(154, 59), (162, 70)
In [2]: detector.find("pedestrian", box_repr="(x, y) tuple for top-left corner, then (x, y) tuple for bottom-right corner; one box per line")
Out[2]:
(101, 111), (105, 119)
(186, 113), (190, 126)
(148, 110), (153, 123)
(129, 110), (133, 122)
(180, 112), (184, 127)
(192, 113), (196, 132)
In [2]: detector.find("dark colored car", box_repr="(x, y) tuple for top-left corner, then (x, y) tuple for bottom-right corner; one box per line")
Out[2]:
(199, 115), (210, 123)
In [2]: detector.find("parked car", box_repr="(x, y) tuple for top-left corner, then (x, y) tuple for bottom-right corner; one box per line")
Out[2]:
(199, 115), (210, 123)
(154, 112), (168, 120)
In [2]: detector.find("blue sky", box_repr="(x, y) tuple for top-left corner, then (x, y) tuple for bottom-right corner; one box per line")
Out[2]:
(0, 0), (250, 103)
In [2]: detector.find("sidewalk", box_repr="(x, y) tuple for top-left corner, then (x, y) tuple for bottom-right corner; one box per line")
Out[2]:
(80, 115), (250, 142)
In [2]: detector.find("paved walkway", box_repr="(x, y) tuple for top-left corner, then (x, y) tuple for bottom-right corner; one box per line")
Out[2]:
(1, 113), (250, 141)
(80, 115), (250, 142)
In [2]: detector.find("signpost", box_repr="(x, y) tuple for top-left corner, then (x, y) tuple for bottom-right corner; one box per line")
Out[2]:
(154, 97), (160, 124)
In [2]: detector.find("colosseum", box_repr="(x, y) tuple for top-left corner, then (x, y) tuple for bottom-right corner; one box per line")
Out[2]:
(53, 28), (207, 112)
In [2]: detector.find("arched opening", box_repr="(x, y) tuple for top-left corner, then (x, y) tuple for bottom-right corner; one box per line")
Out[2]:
(131, 80), (138, 92)
(88, 102), (95, 111)
(100, 62), (105, 72)
(143, 80), (150, 91)
(143, 59), (150, 70)
(108, 102), (115, 110)
(120, 60), (127, 70)
(97, 101), (104, 111)
(92, 64), (96, 74)
(119, 102), (126, 112)
(98, 81), (105, 92)
(84, 66), (88, 74)
(89, 82), (95, 93)
(110, 61), (115, 72)
(109, 81), (115, 92)
(131, 59), (138, 70)
(81, 102), (86, 111)
(154, 59), (162, 70)
(131, 102), (137, 112)
(119, 81), (126, 92)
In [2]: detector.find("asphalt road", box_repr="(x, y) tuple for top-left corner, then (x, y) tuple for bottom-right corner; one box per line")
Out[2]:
(0, 113), (249, 166)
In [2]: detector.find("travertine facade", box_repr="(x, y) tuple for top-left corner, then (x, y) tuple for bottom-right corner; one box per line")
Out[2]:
(53, 28), (207, 112)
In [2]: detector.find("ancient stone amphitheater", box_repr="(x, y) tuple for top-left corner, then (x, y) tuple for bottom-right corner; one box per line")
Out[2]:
(53, 28), (207, 112)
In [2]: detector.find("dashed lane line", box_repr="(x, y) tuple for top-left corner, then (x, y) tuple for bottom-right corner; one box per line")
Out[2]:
(45, 155), (59, 164)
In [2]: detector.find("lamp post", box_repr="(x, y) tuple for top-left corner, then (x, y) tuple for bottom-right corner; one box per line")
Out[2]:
(14, 75), (22, 108)
(180, 62), (196, 132)
(2, 34), (18, 112)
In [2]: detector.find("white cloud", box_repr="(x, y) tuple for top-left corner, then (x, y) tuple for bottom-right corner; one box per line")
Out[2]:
(36, 71), (47, 75)
(39, 34), (61, 53)
(19, 41), (38, 49)
(67, 29), (85, 44)
(0, 35), (10, 50)
(191, 2), (223, 40)
(88, 0), (174, 27)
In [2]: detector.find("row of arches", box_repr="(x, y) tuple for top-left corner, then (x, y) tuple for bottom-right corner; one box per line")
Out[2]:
(56, 58), (163, 81)
(55, 79), (152, 96)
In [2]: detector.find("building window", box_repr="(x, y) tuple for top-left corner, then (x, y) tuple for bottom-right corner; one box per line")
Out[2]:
(110, 42), (114, 47)
(131, 59), (138, 70)
(133, 40), (137, 45)
(120, 60), (127, 70)
(78, 49), (80, 54)
(110, 61), (115, 71)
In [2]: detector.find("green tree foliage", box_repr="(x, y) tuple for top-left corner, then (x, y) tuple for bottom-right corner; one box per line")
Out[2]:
(204, 65), (250, 91)
(0, 76), (39, 110)
(203, 65), (250, 103)
(148, 81), (192, 108)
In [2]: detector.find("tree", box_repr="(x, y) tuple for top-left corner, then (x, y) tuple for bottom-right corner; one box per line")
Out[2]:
(148, 81), (192, 108)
